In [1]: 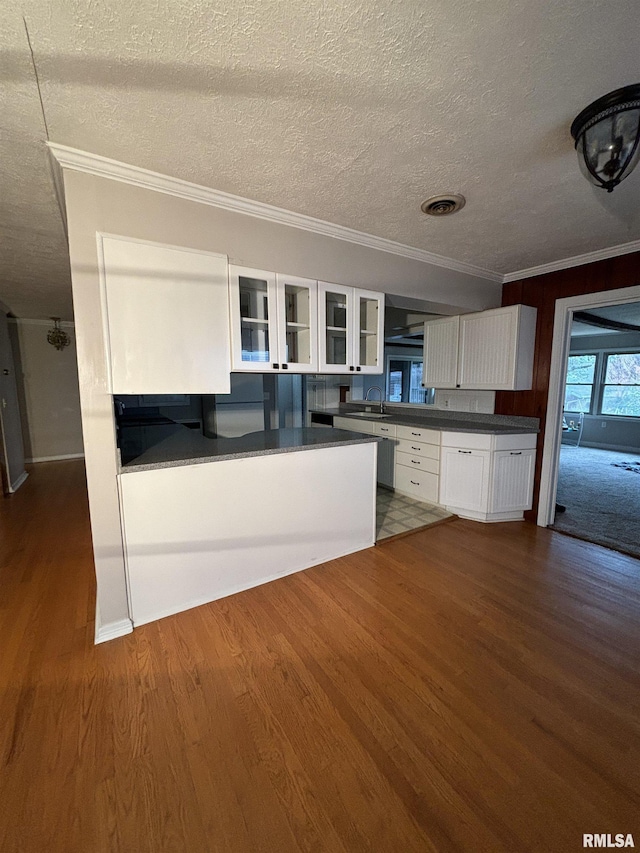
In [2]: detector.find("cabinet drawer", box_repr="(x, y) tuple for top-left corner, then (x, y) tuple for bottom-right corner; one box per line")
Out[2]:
(441, 431), (538, 451)
(396, 438), (439, 460)
(374, 421), (397, 438)
(396, 425), (440, 444)
(394, 465), (439, 503)
(493, 433), (537, 451)
(441, 431), (492, 451)
(396, 452), (438, 475)
(333, 416), (375, 434)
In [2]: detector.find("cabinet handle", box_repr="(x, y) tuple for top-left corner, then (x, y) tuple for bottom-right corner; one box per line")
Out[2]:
(273, 363), (280, 369)
(411, 446), (421, 450)
(411, 459), (421, 464)
(458, 450), (472, 454)
(380, 427), (389, 432)
(510, 451), (522, 455)
(282, 363), (288, 369)
(356, 366), (361, 372)
(411, 432), (421, 436)
(349, 366), (355, 371)
(410, 480), (420, 485)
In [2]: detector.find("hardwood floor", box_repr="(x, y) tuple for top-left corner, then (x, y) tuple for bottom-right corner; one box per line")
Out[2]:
(1, 460), (639, 852)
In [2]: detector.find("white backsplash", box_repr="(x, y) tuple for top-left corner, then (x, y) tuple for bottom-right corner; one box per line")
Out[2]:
(433, 389), (495, 413)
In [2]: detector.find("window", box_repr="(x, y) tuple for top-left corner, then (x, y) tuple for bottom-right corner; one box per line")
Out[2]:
(564, 354), (596, 413)
(601, 352), (640, 416)
(386, 356), (434, 404)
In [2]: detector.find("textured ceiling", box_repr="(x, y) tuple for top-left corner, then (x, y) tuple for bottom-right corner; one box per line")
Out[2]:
(2, 0), (640, 318)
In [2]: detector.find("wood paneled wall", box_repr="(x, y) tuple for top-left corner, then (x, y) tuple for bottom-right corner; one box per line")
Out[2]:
(495, 251), (640, 520)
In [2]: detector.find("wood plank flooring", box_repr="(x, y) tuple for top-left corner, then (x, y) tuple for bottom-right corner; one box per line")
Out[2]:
(1, 460), (639, 852)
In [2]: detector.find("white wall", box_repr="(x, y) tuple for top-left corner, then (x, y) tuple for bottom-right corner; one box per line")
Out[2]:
(61, 168), (502, 642)
(11, 320), (84, 462)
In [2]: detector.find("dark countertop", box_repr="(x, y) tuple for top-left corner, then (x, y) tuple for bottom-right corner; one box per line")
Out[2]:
(312, 407), (539, 435)
(120, 426), (380, 473)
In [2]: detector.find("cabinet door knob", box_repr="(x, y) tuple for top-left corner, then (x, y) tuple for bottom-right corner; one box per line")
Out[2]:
(282, 363), (288, 369)
(356, 366), (361, 372)
(273, 363), (280, 369)
(349, 366), (355, 371)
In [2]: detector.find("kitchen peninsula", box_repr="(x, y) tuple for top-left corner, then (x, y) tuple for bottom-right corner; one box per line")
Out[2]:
(118, 427), (380, 626)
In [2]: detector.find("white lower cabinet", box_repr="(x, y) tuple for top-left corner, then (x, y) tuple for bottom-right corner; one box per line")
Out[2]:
(394, 464), (439, 503)
(439, 432), (536, 522)
(439, 448), (490, 512)
(490, 449), (537, 513)
(394, 424), (441, 504)
(333, 416), (536, 519)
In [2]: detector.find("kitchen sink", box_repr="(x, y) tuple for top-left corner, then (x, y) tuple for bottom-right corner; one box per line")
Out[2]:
(347, 412), (392, 419)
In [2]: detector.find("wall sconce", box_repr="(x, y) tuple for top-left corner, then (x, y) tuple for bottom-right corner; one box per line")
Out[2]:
(46, 317), (71, 351)
(571, 84), (640, 192)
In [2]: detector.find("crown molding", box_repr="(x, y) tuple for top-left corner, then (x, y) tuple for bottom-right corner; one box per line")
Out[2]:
(503, 239), (640, 283)
(47, 143), (502, 283)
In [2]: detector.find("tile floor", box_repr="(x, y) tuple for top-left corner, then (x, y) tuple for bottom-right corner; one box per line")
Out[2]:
(376, 488), (453, 541)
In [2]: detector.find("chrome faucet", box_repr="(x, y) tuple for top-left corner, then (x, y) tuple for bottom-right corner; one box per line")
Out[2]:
(365, 385), (385, 414)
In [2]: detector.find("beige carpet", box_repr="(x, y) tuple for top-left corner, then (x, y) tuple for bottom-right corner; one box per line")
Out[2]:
(552, 446), (640, 559)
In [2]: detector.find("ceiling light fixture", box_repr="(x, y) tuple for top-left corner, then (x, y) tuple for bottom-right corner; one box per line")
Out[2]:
(420, 194), (466, 216)
(571, 84), (640, 192)
(47, 317), (71, 351)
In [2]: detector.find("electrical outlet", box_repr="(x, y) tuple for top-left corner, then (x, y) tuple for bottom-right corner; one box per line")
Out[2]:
(601, 421), (607, 428)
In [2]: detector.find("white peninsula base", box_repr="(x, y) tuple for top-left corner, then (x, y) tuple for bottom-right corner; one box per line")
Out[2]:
(118, 441), (377, 626)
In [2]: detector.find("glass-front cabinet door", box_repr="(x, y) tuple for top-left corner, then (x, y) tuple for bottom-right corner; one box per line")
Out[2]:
(318, 283), (384, 374)
(229, 266), (279, 371)
(355, 289), (384, 374)
(276, 274), (318, 373)
(318, 282), (353, 373)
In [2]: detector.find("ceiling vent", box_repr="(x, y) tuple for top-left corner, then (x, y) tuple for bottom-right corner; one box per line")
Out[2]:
(420, 194), (466, 216)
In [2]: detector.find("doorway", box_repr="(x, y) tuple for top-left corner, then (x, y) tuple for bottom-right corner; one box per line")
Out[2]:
(538, 285), (640, 555)
(549, 306), (640, 556)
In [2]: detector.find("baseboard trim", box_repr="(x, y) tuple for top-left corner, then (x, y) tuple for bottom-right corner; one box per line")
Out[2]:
(95, 618), (134, 644)
(8, 470), (29, 493)
(26, 453), (85, 463)
(580, 441), (640, 454)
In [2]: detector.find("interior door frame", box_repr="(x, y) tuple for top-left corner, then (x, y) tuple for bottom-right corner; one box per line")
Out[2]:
(537, 283), (640, 526)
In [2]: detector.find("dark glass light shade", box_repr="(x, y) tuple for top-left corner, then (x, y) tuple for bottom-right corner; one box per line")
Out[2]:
(571, 84), (640, 192)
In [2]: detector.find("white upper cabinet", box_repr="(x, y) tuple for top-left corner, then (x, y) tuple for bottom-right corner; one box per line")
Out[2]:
(229, 266), (318, 373)
(355, 289), (385, 375)
(423, 304), (537, 391)
(422, 316), (460, 388)
(101, 235), (231, 395)
(318, 283), (384, 375)
(276, 273), (318, 373)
